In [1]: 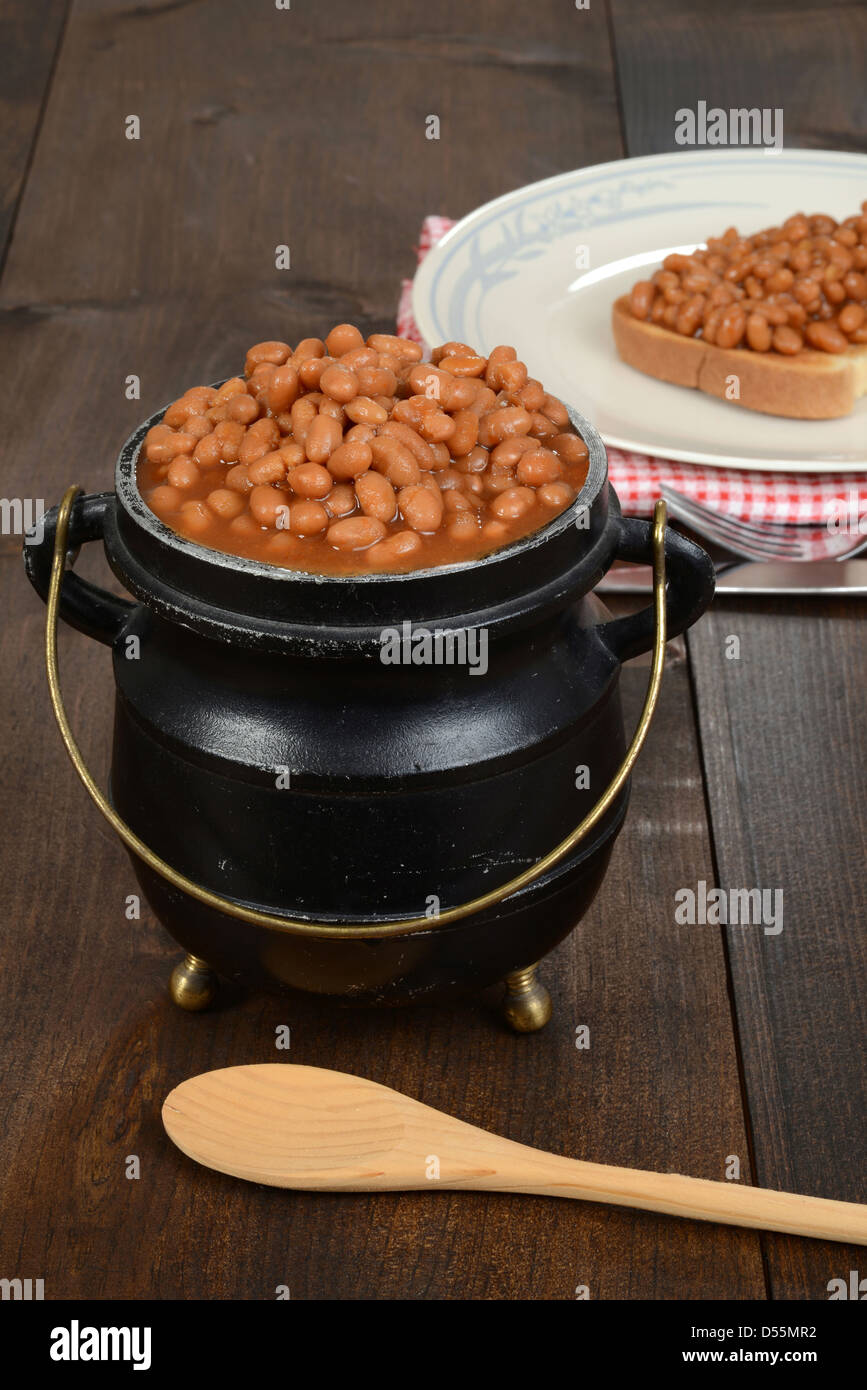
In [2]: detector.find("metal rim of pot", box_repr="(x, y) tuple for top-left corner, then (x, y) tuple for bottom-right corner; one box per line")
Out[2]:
(43, 483), (669, 942)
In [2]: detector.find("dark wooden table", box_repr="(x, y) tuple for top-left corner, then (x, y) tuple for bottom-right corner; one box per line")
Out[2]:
(1, 0), (864, 1301)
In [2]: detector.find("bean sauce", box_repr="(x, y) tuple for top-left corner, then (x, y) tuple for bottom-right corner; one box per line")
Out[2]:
(138, 328), (590, 575)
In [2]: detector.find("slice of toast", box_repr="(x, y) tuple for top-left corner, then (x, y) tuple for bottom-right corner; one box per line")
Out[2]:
(611, 296), (867, 420)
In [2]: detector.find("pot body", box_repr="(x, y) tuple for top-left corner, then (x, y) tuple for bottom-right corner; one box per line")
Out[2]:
(110, 591), (627, 1003)
(24, 401), (715, 1006)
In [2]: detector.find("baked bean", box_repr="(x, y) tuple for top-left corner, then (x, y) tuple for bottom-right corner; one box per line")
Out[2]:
(527, 411), (558, 441)
(245, 341), (291, 374)
(193, 433), (224, 469)
(629, 281), (656, 319)
(320, 363), (360, 403)
(746, 312), (773, 352)
(288, 500), (328, 536)
(144, 425), (194, 463)
(392, 396), (431, 428)
(266, 364), (300, 413)
(365, 531), (424, 567)
(486, 473), (520, 495)
(485, 345), (517, 375)
(455, 445), (491, 474)
(288, 463), (333, 498)
(715, 304), (746, 349)
(465, 385), (498, 418)
(443, 489), (474, 513)
(207, 488), (247, 520)
(339, 347), (379, 370)
(324, 484), (357, 517)
(327, 516), (387, 550)
(166, 457), (200, 489)
(433, 341), (476, 362)
(367, 334), (423, 361)
(304, 413), (343, 463)
(537, 482), (576, 508)
(164, 394), (207, 429)
(370, 437), (421, 487)
(551, 433), (589, 465)
(356, 365), (398, 397)
(248, 452), (288, 485)
(443, 354), (487, 377)
(227, 394), (260, 425)
(355, 471), (397, 522)
(772, 325), (804, 355)
(448, 512), (482, 542)
(291, 338), (326, 363)
(213, 378), (246, 404)
(838, 302), (866, 334)
(805, 320), (849, 353)
(328, 440), (374, 480)
(275, 439), (301, 466)
(344, 395), (389, 425)
(182, 415), (213, 441)
(426, 441), (452, 470)
(247, 363), (277, 399)
(249, 485), (289, 527)
(398, 484), (444, 532)
(178, 499), (212, 536)
(263, 532), (297, 561)
(344, 423), (376, 445)
(542, 395), (569, 428)
(149, 484), (182, 512)
(490, 487), (536, 520)
(489, 436), (535, 468)
(229, 512), (260, 540)
(514, 378), (545, 412)
(377, 420), (436, 466)
(325, 323), (365, 357)
(239, 426), (279, 467)
(225, 464), (253, 493)
(447, 408), (479, 457)
(517, 450), (564, 486)
(318, 397), (346, 424)
(298, 357), (331, 390)
(477, 406), (532, 447)
(435, 376), (476, 410)
(417, 410), (455, 443)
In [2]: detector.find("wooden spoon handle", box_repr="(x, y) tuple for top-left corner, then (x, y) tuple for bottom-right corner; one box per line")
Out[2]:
(481, 1152), (867, 1244)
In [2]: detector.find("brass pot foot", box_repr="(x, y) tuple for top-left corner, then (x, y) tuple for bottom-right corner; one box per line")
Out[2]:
(169, 954), (219, 1012)
(502, 962), (552, 1033)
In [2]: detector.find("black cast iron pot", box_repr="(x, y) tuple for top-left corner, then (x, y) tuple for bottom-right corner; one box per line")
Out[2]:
(25, 402), (714, 1028)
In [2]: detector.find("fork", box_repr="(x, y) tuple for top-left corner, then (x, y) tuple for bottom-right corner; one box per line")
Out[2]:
(659, 484), (867, 563)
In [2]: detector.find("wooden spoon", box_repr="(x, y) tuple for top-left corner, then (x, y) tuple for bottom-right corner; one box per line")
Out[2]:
(162, 1064), (867, 1244)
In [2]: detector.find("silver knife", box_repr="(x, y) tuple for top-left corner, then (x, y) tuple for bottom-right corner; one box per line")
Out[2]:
(598, 560), (867, 596)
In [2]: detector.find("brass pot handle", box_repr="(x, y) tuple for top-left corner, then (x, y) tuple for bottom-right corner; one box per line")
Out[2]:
(45, 485), (668, 940)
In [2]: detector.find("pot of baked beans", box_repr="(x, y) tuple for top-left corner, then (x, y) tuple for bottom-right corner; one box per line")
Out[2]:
(25, 364), (713, 1030)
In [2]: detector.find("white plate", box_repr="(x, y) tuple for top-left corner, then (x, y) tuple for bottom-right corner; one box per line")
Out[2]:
(412, 150), (867, 472)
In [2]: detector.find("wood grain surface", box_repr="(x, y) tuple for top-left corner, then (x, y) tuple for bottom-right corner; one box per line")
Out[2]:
(0, 0), (863, 1301)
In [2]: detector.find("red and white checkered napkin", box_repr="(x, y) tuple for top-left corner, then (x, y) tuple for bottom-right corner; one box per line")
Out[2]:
(398, 216), (867, 527)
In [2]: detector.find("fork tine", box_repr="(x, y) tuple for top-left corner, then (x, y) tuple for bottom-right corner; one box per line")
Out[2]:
(666, 493), (807, 540)
(660, 491), (808, 560)
(659, 488), (806, 542)
(660, 486), (804, 540)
